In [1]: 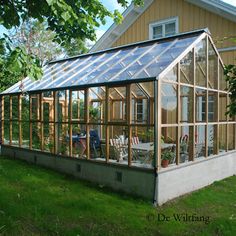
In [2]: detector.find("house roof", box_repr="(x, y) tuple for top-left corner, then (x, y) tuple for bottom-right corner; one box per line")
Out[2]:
(90, 0), (236, 52)
(1, 29), (211, 95)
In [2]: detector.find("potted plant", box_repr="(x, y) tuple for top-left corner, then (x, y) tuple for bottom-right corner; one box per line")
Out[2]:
(161, 149), (175, 168)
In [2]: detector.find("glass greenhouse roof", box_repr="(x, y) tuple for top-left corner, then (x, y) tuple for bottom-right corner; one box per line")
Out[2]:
(1, 29), (208, 95)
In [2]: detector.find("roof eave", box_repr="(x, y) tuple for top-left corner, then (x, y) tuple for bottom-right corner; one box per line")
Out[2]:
(185, 0), (236, 23)
(90, 0), (154, 53)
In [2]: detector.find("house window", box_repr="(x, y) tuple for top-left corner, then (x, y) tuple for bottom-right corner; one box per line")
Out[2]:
(149, 17), (178, 39)
(135, 99), (148, 123)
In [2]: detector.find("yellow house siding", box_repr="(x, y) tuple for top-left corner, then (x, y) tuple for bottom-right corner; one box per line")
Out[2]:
(112, 0), (236, 64)
(221, 50), (236, 65)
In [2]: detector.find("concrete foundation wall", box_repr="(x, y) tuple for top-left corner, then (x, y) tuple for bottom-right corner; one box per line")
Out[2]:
(1, 145), (155, 200)
(2, 145), (236, 205)
(157, 151), (236, 205)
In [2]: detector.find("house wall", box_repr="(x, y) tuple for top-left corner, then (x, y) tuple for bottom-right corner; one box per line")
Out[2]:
(112, 0), (236, 64)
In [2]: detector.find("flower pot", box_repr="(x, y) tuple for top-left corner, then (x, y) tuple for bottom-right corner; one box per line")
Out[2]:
(161, 159), (169, 168)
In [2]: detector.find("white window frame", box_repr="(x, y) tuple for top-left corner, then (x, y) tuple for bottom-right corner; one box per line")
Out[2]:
(149, 16), (179, 40)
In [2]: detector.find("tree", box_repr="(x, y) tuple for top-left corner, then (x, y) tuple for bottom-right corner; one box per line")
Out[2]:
(0, 37), (42, 92)
(0, 0), (143, 91)
(225, 64), (236, 117)
(9, 19), (65, 65)
(63, 38), (88, 57)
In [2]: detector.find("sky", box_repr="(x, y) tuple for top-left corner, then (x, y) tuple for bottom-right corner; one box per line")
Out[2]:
(0, 0), (235, 41)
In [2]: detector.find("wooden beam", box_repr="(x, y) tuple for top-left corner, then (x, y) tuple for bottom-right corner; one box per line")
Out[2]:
(176, 63), (180, 165)
(205, 37), (209, 158)
(105, 86), (110, 163)
(192, 48), (196, 161)
(85, 88), (90, 159)
(137, 83), (151, 98)
(215, 58), (220, 154)
(65, 90), (68, 122)
(19, 95), (22, 147)
(127, 84), (132, 167)
(40, 93), (44, 151)
(9, 96), (12, 145)
(1, 96), (4, 144)
(90, 87), (102, 100)
(156, 80), (162, 171)
(29, 95), (32, 150)
(69, 90), (73, 157)
(100, 86), (114, 100)
(180, 68), (190, 84)
(53, 91), (58, 154)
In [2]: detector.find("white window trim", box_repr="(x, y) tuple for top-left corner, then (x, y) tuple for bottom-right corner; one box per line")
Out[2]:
(149, 16), (179, 40)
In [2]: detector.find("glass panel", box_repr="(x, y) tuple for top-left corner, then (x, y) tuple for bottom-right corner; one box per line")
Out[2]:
(22, 122), (29, 148)
(71, 124), (87, 159)
(161, 83), (177, 124)
(219, 64), (227, 91)
(47, 57), (99, 89)
(108, 125), (128, 164)
(65, 54), (108, 85)
(12, 96), (19, 120)
(4, 96), (10, 120)
(140, 82), (154, 97)
(83, 50), (130, 84)
(89, 125), (105, 160)
(161, 127), (177, 168)
(153, 25), (162, 39)
(208, 91), (218, 122)
(21, 95), (30, 121)
(43, 91), (54, 122)
(195, 125), (205, 158)
(196, 88), (207, 122)
(180, 50), (194, 84)
(43, 123), (55, 153)
(195, 38), (207, 87)
(32, 122), (41, 150)
(131, 126), (154, 168)
(134, 36), (198, 80)
(165, 22), (176, 37)
(163, 65), (177, 82)
(138, 43), (165, 66)
(31, 94), (40, 121)
(208, 41), (218, 89)
(71, 90), (85, 121)
(180, 86), (194, 123)
(89, 87), (105, 123)
(207, 125), (217, 156)
(219, 124), (227, 153)
(12, 121), (19, 146)
(3, 120), (10, 145)
(228, 124), (235, 151)
(89, 48), (137, 84)
(131, 82), (154, 125)
(219, 93), (227, 121)
(179, 126), (194, 163)
(228, 94), (235, 122)
(57, 123), (69, 156)
(57, 90), (69, 122)
(108, 87), (126, 122)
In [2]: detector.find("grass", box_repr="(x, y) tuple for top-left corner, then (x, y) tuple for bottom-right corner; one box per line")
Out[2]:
(0, 156), (236, 236)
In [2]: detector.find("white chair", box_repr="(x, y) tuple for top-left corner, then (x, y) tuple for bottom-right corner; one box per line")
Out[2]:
(110, 138), (128, 162)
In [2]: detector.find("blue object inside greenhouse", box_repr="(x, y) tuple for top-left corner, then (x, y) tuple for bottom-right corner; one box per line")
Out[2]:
(1, 30), (203, 95)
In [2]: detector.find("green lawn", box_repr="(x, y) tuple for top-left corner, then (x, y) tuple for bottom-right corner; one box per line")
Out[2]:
(0, 156), (236, 236)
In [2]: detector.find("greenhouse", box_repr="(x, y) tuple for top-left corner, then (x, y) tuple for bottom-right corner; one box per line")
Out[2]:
(1, 29), (236, 204)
